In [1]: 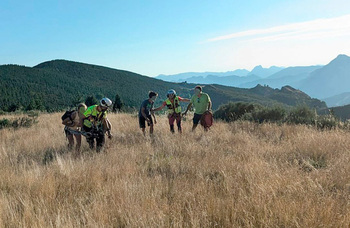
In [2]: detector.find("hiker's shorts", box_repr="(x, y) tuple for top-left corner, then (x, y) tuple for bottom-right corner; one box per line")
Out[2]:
(193, 113), (203, 125)
(139, 115), (153, 128)
(168, 113), (181, 126)
(82, 125), (105, 151)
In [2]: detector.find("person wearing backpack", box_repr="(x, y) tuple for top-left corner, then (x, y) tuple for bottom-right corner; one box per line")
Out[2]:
(83, 98), (113, 152)
(153, 89), (190, 133)
(183, 85), (212, 131)
(62, 103), (87, 154)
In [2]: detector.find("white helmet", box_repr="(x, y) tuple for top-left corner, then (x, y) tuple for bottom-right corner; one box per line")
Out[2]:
(167, 89), (176, 96)
(100, 97), (112, 107)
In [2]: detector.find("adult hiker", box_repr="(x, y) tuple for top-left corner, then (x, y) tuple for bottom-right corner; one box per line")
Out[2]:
(83, 97), (113, 152)
(183, 85), (212, 131)
(62, 103), (87, 153)
(139, 91), (158, 136)
(153, 89), (190, 133)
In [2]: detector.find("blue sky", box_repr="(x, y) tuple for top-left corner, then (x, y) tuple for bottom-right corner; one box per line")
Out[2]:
(1, 0), (350, 76)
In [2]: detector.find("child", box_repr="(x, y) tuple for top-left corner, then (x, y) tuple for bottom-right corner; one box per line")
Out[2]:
(139, 91), (158, 136)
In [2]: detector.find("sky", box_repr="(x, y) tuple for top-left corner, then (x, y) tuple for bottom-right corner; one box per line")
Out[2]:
(1, 0), (350, 76)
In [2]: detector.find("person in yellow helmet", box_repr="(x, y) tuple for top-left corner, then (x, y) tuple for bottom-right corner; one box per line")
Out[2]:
(62, 103), (87, 155)
(83, 97), (112, 152)
(153, 89), (190, 133)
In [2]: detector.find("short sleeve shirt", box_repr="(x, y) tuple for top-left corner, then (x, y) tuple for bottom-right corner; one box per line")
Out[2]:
(190, 93), (211, 114)
(139, 99), (154, 117)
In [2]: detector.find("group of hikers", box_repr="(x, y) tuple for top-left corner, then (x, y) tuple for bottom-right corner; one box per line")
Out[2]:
(62, 85), (212, 154)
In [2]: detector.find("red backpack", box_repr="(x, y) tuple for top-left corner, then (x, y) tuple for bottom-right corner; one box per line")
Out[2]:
(200, 111), (213, 128)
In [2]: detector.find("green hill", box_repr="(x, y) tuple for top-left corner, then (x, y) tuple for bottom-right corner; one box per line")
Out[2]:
(0, 60), (327, 112)
(318, 104), (350, 121)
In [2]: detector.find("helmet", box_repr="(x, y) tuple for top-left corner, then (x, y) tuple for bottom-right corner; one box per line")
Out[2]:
(167, 89), (176, 96)
(100, 97), (112, 107)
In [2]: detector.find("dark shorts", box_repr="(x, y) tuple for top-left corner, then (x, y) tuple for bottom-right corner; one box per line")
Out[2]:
(139, 115), (153, 128)
(82, 125), (105, 151)
(193, 113), (203, 125)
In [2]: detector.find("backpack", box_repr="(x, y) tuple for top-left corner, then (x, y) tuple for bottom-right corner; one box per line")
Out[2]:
(61, 110), (75, 121)
(200, 111), (213, 128)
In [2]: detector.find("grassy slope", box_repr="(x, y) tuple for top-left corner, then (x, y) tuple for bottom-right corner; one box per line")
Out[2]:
(0, 113), (349, 227)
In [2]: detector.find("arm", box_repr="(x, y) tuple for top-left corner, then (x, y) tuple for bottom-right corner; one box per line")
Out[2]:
(208, 101), (212, 111)
(103, 118), (112, 138)
(181, 98), (190, 102)
(83, 107), (94, 122)
(183, 103), (192, 116)
(152, 103), (166, 112)
(178, 96), (190, 102)
(151, 111), (157, 124)
(141, 107), (152, 124)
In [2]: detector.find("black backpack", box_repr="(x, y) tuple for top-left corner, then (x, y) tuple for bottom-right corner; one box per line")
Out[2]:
(61, 110), (75, 121)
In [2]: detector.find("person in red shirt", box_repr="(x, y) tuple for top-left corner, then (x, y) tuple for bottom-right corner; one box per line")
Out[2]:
(153, 89), (190, 133)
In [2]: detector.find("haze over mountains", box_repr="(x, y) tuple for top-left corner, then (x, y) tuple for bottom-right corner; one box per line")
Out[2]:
(156, 54), (350, 107)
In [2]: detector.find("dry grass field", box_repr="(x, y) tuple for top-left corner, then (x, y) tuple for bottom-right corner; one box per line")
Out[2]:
(0, 112), (349, 227)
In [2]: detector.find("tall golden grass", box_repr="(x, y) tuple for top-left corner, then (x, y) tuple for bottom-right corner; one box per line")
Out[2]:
(0, 112), (349, 227)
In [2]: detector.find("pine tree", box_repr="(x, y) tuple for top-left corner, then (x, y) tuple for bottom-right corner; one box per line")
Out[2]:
(71, 93), (84, 108)
(113, 94), (124, 112)
(85, 95), (98, 107)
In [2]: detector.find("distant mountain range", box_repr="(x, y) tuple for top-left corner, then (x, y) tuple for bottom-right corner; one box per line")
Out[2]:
(0, 60), (326, 112)
(323, 92), (350, 107)
(297, 55), (350, 99)
(239, 66), (323, 88)
(248, 65), (285, 78)
(156, 69), (251, 82)
(177, 74), (261, 87)
(156, 66), (284, 82)
(156, 54), (350, 107)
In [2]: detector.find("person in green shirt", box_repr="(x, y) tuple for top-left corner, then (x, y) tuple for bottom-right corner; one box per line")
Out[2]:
(183, 85), (212, 131)
(83, 97), (113, 152)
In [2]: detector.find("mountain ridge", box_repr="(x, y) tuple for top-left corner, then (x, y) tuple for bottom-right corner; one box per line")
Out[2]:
(0, 59), (326, 112)
(297, 54), (350, 99)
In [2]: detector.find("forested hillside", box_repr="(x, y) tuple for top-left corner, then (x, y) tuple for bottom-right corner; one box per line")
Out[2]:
(0, 60), (327, 112)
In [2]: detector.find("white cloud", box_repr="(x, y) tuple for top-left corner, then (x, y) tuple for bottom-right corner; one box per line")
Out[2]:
(207, 14), (350, 43)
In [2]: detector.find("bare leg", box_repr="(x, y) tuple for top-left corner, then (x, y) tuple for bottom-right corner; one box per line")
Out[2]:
(141, 128), (146, 136)
(74, 134), (82, 156)
(67, 134), (74, 150)
(150, 124), (154, 135)
(192, 124), (198, 132)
